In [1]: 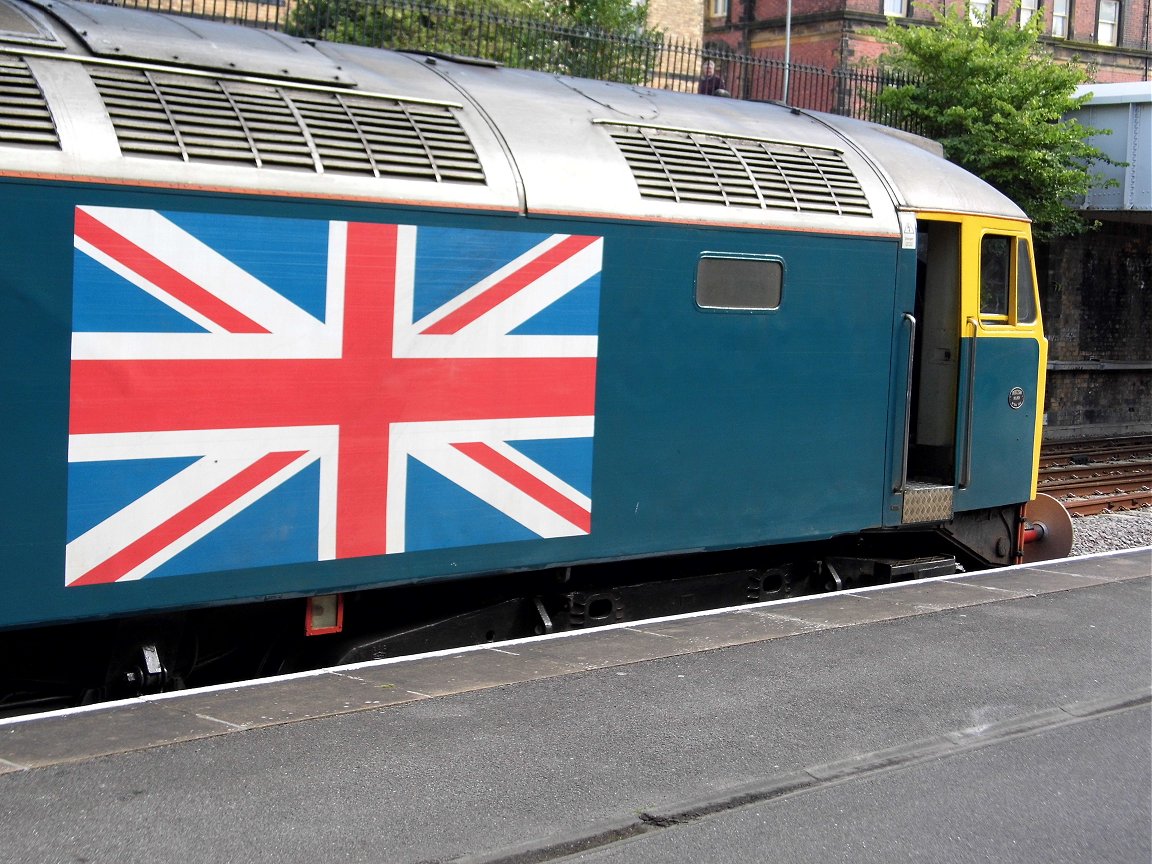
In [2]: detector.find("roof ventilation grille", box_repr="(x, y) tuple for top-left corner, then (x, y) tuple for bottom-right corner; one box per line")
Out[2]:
(0, 55), (58, 148)
(87, 64), (486, 185)
(608, 125), (871, 218)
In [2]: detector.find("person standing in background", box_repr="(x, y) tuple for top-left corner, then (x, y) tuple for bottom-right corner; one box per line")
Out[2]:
(698, 59), (726, 96)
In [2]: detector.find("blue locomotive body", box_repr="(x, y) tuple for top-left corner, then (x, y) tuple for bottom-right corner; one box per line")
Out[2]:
(0, 0), (1048, 697)
(1, 182), (907, 628)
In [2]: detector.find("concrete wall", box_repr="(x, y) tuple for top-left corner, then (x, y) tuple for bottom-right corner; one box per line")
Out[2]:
(1040, 221), (1152, 439)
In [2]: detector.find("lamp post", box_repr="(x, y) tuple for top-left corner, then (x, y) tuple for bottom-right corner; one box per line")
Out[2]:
(782, 0), (792, 104)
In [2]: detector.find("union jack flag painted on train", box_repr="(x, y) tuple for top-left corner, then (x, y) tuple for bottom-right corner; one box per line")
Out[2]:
(65, 206), (601, 586)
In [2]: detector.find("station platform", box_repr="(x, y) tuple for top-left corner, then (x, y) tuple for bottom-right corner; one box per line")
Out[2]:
(1, 549), (1149, 863)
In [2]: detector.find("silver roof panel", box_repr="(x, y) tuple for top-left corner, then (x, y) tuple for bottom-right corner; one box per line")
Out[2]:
(39, 0), (353, 86)
(809, 113), (1028, 221)
(425, 63), (902, 235)
(1, 0), (1030, 228)
(2, 1), (521, 211)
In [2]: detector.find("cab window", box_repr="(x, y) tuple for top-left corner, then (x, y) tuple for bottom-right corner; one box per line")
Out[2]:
(979, 235), (1011, 319)
(979, 233), (1038, 326)
(1016, 238), (1037, 323)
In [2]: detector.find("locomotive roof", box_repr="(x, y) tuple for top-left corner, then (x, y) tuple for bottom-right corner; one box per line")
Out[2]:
(0, 0), (1028, 229)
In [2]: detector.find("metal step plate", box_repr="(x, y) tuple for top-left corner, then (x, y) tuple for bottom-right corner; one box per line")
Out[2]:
(902, 482), (954, 524)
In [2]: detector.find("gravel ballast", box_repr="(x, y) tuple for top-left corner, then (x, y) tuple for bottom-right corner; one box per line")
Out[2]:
(1069, 508), (1152, 556)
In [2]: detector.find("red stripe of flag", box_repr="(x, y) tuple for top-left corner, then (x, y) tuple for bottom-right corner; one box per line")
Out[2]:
(69, 451), (307, 586)
(419, 235), (599, 336)
(75, 209), (271, 335)
(451, 441), (591, 534)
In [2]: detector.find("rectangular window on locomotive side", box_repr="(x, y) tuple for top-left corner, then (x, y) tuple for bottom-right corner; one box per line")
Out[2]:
(696, 256), (784, 311)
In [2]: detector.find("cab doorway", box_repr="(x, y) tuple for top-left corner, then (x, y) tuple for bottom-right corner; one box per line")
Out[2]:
(907, 220), (961, 488)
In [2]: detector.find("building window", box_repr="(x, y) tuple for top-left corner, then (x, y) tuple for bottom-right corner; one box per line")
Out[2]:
(969, 0), (993, 23)
(1097, 0), (1119, 44)
(696, 256), (783, 311)
(884, 0), (908, 16)
(1020, 0), (1039, 25)
(710, 0), (729, 18)
(1052, 0), (1069, 36)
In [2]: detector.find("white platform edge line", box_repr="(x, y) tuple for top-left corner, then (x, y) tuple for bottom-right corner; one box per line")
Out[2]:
(2, 546), (1148, 728)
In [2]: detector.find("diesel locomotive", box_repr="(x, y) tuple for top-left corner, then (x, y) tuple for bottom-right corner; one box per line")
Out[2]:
(0, 0), (1057, 706)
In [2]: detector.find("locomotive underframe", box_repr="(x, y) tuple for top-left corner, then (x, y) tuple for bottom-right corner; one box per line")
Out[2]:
(0, 505), (1021, 716)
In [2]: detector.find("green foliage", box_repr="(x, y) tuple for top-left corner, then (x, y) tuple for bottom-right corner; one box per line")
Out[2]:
(287, 0), (661, 83)
(867, 4), (1119, 240)
(528, 0), (660, 81)
(288, 0), (510, 55)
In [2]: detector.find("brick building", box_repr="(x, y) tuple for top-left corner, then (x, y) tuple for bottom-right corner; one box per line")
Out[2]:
(704, 0), (1151, 82)
(649, 0), (707, 41)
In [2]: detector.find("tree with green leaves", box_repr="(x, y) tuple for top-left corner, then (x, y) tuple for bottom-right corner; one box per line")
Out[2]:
(287, 0), (660, 83)
(868, 4), (1118, 240)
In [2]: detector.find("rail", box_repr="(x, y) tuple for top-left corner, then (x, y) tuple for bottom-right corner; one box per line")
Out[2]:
(1038, 435), (1152, 515)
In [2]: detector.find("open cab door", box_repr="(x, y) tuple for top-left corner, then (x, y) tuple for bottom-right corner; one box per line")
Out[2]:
(889, 213), (1047, 531)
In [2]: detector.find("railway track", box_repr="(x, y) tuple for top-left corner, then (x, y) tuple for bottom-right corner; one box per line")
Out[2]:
(1039, 435), (1152, 515)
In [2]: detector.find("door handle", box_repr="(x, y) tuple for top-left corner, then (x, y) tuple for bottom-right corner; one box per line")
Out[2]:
(960, 317), (979, 489)
(895, 312), (916, 493)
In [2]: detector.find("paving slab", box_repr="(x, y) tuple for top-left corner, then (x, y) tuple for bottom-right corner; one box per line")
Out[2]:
(0, 552), (1147, 864)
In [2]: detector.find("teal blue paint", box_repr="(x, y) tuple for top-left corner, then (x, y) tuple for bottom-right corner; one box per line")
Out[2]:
(883, 245), (921, 527)
(0, 178), (1034, 632)
(954, 336), (1041, 512)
